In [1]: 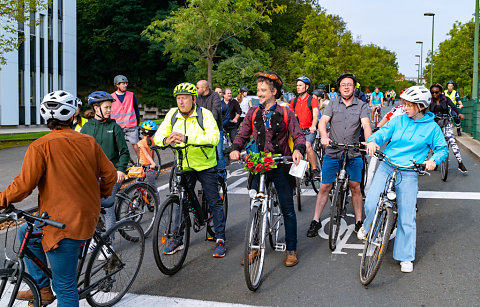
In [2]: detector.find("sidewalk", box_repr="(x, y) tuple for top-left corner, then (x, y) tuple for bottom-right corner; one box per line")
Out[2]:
(455, 132), (480, 160)
(0, 126), (49, 135)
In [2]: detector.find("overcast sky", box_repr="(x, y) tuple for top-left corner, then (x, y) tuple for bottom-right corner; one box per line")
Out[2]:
(318, 0), (476, 78)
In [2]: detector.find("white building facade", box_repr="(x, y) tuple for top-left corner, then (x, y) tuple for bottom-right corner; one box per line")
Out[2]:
(0, 0), (76, 126)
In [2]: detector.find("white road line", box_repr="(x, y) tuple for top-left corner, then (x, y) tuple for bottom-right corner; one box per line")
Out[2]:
(158, 183), (169, 191)
(228, 177), (248, 190)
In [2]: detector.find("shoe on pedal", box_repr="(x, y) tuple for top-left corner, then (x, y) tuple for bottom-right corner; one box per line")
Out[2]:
(400, 261), (413, 273)
(284, 250), (298, 267)
(213, 239), (226, 258)
(357, 225), (367, 240)
(163, 239), (184, 255)
(354, 221), (363, 233)
(98, 246), (114, 261)
(17, 286), (54, 304)
(306, 220), (322, 237)
(458, 163), (468, 174)
(312, 169), (321, 180)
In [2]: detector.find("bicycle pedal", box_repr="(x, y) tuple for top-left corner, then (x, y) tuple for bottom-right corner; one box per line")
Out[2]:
(274, 243), (286, 252)
(206, 236), (216, 242)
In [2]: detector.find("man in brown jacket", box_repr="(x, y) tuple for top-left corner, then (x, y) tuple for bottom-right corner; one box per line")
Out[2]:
(0, 91), (117, 306)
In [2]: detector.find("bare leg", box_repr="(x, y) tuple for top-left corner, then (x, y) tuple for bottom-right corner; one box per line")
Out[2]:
(132, 144), (141, 161)
(313, 183), (333, 221)
(306, 142), (317, 169)
(349, 181), (363, 223)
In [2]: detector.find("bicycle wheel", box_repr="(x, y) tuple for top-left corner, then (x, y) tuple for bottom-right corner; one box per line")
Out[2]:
(206, 176), (229, 240)
(328, 182), (343, 251)
(360, 206), (394, 286)
(267, 184), (283, 249)
(311, 151), (322, 194)
(244, 206), (266, 291)
(295, 178), (302, 211)
(441, 150), (449, 182)
(85, 220), (144, 307)
(152, 196), (190, 275)
(153, 148), (162, 179)
(0, 269), (41, 307)
(116, 182), (159, 240)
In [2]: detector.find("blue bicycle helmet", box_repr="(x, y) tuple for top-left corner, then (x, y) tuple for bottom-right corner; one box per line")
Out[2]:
(296, 76), (311, 85)
(446, 80), (455, 85)
(141, 120), (158, 136)
(88, 91), (115, 105)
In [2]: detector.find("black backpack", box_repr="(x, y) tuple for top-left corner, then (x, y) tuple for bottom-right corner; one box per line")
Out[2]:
(170, 105), (205, 130)
(292, 95), (313, 114)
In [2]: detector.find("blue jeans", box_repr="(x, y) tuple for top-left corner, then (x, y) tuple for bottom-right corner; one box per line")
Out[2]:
(217, 130), (226, 179)
(363, 162), (418, 261)
(18, 224), (83, 307)
(184, 166), (226, 240)
(250, 167), (297, 251)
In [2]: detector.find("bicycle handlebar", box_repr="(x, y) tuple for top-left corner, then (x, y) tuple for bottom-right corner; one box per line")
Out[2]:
(151, 144), (214, 151)
(328, 142), (366, 151)
(0, 205), (66, 229)
(237, 153), (293, 165)
(374, 151), (428, 174)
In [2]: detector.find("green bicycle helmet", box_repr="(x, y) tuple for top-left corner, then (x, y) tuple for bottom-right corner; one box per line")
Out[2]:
(173, 82), (198, 97)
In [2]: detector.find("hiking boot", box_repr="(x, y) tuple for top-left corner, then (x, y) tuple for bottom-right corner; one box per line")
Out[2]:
(306, 220), (322, 237)
(354, 221), (363, 233)
(400, 261), (414, 273)
(312, 169), (321, 180)
(458, 163), (468, 174)
(284, 250), (298, 267)
(17, 286), (54, 304)
(163, 238), (184, 255)
(213, 239), (226, 258)
(457, 127), (462, 136)
(241, 250), (259, 265)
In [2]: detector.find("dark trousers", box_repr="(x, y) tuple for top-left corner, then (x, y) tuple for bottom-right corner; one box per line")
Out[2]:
(184, 167), (226, 240)
(250, 167), (297, 251)
(226, 126), (238, 143)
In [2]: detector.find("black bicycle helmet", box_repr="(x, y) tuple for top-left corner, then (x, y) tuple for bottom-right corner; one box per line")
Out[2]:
(240, 86), (249, 93)
(336, 73), (357, 89)
(312, 89), (324, 97)
(317, 84), (326, 90)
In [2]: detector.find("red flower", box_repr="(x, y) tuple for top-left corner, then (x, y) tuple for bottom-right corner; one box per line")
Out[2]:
(244, 154), (250, 162)
(248, 162), (254, 169)
(264, 165), (272, 171)
(263, 156), (273, 165)
(255, 164), (264, 172)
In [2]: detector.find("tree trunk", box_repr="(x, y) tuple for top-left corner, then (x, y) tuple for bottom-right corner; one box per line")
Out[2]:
(207, 55), (213, 89)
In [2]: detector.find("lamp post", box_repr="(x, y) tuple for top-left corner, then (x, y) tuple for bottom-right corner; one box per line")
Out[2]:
(473, 0), (479, 138)
(424, 13), (435, 86)
(416, 41), (423, 83)
(415, 64), (420, 85)
(415, 55), (421, 84)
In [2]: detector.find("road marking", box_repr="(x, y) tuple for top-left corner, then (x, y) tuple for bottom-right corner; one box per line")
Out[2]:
(228, 177), (248, 190)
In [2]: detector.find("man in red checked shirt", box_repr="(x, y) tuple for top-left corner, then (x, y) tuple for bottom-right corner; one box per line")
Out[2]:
(290, 76), (320, 179)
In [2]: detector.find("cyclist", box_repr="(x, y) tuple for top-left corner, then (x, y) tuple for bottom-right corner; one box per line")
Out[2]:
(385, 90), (391, 106)
(370, 87), (385, 122)
(223, 87), (242, 143)
(237, 86), (249, 126)
(429, 83), (468, 174)
(290, 76), (320, 179)
(354, 82), (366, 102)
(72, 97), (88, 132)
(230, 71), (306, 267)
(138, 120), (161, 195)
(390, 89), (396, 105)
(444, 80), (463, 136)
(358, 85), (448, 273)
(154, 82), (227, 257)
(312, 89), (327, 115)
(307, 73), (372, 237)
(329, 87), (338, 100)
(81, 91), (130, 251)
(111, 75), (142, 161)
(0, 91), (116, 306)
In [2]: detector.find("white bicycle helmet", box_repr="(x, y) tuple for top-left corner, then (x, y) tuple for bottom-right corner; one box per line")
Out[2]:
(40, 91), (79, 122)
(399, 86), (431, 109)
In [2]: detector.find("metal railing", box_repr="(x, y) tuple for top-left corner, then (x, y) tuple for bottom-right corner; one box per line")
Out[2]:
(460, 99), (479, 140)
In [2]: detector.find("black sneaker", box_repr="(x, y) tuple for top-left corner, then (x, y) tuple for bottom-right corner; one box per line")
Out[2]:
(307, 220), (322, 237)
(354, 221), (363, 233)
(458, 163), (468, 174)
(312, 169), (321, 180)
(457, 127), (462, 136)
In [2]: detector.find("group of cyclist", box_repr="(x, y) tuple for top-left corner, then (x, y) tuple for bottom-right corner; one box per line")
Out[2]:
(0, 69), (470, 304)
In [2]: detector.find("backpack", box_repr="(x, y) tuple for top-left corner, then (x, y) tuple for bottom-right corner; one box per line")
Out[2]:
(170, 105), (204, 130)
(251, 106), (295, 152)
(292, 95), (313, 115)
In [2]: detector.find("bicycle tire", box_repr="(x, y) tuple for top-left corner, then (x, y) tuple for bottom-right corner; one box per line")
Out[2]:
(295, 178), (302, 211)
(0, 269), (41, 307)
(116, 182), (159, 240)
(85, 220), (145, 307)
(267, 184), (283, 249)
(311, 151), (322, 194)
(206, 177), (229, 240)
(153, 148), (162, 179)
(441, 150), (449, 182)
(329, 182), (343, 251)
(360, 206), (394, 286)
(244, 206), (266, 291)
(152, 196), (190, 275)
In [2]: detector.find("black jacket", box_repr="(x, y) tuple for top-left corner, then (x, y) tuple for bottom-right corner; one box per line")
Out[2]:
(429, 95), (461, 115)
(196, 90), (222, 130)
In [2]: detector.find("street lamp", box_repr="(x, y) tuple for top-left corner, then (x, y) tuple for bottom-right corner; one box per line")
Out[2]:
(416, 41), (423, 82)
(424, 13), (435, 86)
(415, 55), (421, 84)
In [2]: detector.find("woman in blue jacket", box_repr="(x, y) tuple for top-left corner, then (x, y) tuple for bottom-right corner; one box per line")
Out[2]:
(357, 86), (448, 273)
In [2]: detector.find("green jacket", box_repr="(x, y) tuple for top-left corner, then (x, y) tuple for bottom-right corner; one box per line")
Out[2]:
(80, 118), (130, 173)
(154, 105), (219, 172)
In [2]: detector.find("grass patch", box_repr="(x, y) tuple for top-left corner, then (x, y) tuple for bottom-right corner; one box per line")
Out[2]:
(0, 140), (35, 150)
(0, 131), (49, 141)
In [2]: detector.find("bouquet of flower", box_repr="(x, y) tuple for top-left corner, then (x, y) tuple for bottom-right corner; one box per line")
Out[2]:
(244, 151), (277, 175)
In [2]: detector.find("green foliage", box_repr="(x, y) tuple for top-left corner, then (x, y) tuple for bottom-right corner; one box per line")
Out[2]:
(424, 20), (476, 97)
(0, 0), (46, 66)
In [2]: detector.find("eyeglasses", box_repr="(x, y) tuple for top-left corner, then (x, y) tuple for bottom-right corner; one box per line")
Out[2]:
(255, 72), (283, 87)
(431, 91), (441, 94)
(339, 83), (354, 88)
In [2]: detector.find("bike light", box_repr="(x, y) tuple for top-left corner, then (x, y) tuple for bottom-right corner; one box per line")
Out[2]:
(249, 189), (258, 199)
(387, 191), (396, 201)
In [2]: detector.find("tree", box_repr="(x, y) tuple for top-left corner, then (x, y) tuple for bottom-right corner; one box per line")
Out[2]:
(0, 0), (46, 66)
(143, 0), (284, 88)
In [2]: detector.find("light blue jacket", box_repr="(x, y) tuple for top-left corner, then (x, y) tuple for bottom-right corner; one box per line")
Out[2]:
(367, 112), (448, 166)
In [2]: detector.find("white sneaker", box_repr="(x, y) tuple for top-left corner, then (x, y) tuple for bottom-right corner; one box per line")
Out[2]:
(98, 246), (114, 261)
(400, 261), (413, 273)
(87, 240), (97, 254)
(357, 225), (367, 240)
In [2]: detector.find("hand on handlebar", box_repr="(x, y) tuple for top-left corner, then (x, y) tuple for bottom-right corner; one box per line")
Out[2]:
(230, 150), (240, 161)
(423, 158), (436, 171)
(366, 142), (379, 156)
(320, 136), (331, 147)
(166, 132), (185, 145)
(117, 171), (125, 183)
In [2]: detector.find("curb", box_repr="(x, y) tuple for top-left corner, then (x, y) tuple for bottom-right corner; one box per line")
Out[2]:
(455, 132), (480, 161)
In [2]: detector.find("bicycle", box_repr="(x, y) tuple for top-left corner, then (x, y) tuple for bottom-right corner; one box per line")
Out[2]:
(151, 144), (228, 275)
(372, 105), (382, 128)
(327, 143), (365, 251)
(0, 204), (144, 307)
(434, 113), (452, 182)
(359, 151), (427, 286)
(242, 155), (292, 291)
